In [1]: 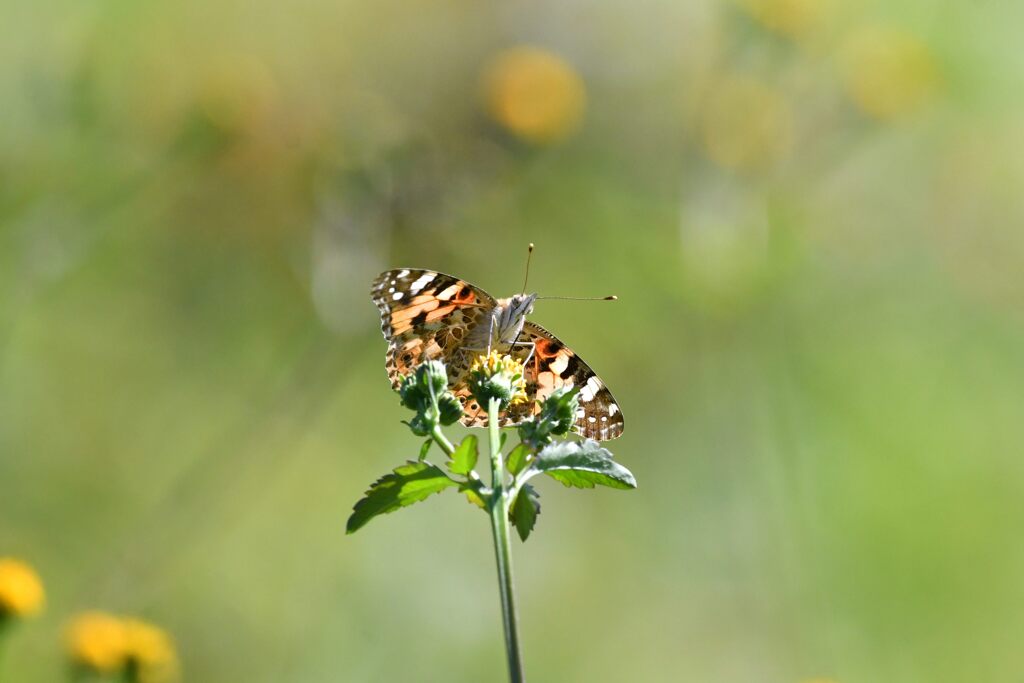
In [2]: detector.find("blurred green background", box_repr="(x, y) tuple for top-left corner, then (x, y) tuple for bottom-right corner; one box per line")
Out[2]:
(3, 0), (1024, 680)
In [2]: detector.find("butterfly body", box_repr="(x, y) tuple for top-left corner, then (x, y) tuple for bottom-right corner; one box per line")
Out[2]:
(372, 269), (623, 440)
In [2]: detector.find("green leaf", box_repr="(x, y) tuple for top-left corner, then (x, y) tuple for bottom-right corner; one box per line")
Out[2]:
(448, 435), (479, 475)
(346, 462), (457, 534)
(418, 439), (433, 461)
(461, 484), (487, 509)
(506, 443), (532, 476)
(499, 431), (509, 451)
(532, 439), (637, 490)
(510, 483), (541, 542)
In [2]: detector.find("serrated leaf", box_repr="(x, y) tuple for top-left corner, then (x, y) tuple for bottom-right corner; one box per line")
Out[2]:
(532, 439), (637, 490)
(418, 439), (432, 461)
(506, 443), (532, 476)
(448, 435), (479, 475)
(346, 462), (457, 534)
(510, 483), (541, 542)
(461, 484), (487, 509)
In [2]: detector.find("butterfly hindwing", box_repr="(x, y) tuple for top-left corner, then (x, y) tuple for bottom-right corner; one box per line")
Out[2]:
(456, 322), (623, 441)
(371, 269), (496, 389)
(517, 322), (623, 440)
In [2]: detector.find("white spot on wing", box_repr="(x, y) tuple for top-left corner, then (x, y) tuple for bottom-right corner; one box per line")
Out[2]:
(608, 403), (619, 416)
(397, 269), (410, 278)
(410, 273), (436, 293)
(392, 292), (404, 301)
(579, 376), (602, 401)
(549, 354), (569, 375)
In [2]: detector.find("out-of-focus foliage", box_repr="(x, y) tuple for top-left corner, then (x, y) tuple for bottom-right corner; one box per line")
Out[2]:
(3, 0), (1024, 681)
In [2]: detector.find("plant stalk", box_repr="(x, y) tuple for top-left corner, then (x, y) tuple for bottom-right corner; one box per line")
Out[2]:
(487, 397), (524, 683)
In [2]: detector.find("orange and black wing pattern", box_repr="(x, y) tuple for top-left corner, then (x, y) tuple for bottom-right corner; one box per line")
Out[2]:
(371, 269), (495, 389)
(459, 321), (624, 440)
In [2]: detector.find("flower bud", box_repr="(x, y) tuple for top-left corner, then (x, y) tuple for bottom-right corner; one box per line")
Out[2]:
(396, 360), (464, 436)
(539, 385), (579, 436)
(415, 361), (449, 399)
(437, 393), (463, 426)
(406, 413), (433, 437)
(518, 385), (580, 448)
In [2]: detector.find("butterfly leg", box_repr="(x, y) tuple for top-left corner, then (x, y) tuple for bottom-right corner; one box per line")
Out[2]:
(512, 340), (536, 368)
(486, 313), (497, 355)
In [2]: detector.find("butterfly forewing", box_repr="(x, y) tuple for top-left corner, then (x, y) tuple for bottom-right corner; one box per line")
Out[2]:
(371, 269), (495, 389)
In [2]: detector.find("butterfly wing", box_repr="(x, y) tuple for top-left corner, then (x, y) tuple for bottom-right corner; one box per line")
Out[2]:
(371, 269), (496, 389)
(459, 321), (624, 441)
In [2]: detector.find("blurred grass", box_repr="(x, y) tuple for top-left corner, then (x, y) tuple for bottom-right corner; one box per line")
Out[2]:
(3, 0), (1024, 681)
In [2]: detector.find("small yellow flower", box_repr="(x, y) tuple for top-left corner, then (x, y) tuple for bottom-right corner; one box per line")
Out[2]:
(66, 612), (179, 682)
(483, 46), (587, 144)
(839, 25), (941, 120)
(123, 618), (178, 682)
(470, 351), (528, 406)
(0, 557), (45, 618)
(739, 0), (828, 39)
(700, 75), (793, 172)
(66, 612), (128, 673)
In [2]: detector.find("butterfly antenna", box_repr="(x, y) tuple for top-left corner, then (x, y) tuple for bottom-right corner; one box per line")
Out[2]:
(521, 243), (534, 296)
(536, 295), (618, 301)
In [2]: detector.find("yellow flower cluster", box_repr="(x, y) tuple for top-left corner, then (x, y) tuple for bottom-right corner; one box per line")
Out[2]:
(840, 25), (940, 120)
(65, 611), (179, 682)
(701, 75), (793, 172)
(483, 46), (587, 145)
(0, 558), (45, 618)
(470, 350), (529, 405)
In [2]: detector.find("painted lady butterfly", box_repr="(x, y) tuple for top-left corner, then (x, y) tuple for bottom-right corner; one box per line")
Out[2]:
(371, 269), (624, 440)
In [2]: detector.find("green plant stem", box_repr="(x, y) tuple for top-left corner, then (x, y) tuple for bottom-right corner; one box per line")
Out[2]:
(430, 425), (456, 456)
(487, 398), (524, 683)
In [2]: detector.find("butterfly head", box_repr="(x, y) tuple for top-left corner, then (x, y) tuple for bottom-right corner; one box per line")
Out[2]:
(496, 293), (537, 343)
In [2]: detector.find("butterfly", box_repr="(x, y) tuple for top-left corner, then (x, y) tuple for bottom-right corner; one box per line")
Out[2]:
(371, 269), (624, 440)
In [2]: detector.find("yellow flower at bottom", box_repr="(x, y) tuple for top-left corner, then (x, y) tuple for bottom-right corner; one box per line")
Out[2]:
(470, 351), (528, 407)
(0, 558), (45, 618)
(66, 612), (127, 673)
(483, 46), (587, 144)
(66, 612), (179, 682)
(123, 619), (178, 681)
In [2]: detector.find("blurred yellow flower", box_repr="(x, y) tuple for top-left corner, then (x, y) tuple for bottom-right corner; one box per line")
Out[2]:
(840, 26), (941, 120)
(483, 46), (587, 144)
(0, 558), (45, 618)
(700, 75), (793, 172)
(66, 612), (128, 673)
(66, 612), (179, 682)
(123, 618), (178, 681)
(740, 0), (827, 38)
